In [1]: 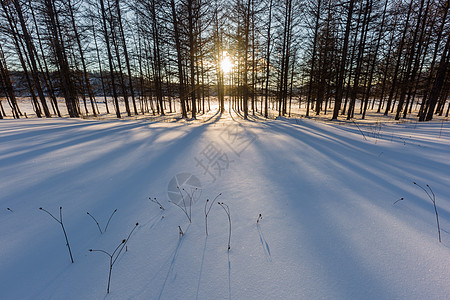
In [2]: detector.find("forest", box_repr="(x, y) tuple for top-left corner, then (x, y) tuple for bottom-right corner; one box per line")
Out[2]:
(0, 0), (449, 121)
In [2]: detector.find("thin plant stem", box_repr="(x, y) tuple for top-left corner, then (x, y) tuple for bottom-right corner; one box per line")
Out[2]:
(170, 187), (192, 222)
(393, 198), (404, 205)
(87, 212), (103, 234)
(59, 208), (74, 263)
(205, 193), (222, 236)
(40, 207), (74, 263)
(218, 202), (231, 251)
(90, 240), (125, 294)
(89, 222), (138, 294)
(149, 197), (165, 210)
(104, 209), (118, 232)
(414, 182), (441, 242)
(113, 223), (139, 265)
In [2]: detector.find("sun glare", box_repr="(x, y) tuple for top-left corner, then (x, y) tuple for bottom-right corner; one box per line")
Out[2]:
(221, 54), (233, 74)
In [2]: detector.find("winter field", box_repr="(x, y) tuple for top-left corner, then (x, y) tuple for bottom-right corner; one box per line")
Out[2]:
(1, 98), (450, 299)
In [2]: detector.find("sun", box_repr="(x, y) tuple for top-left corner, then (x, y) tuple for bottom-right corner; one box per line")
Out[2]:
(221, 53), (233, 74)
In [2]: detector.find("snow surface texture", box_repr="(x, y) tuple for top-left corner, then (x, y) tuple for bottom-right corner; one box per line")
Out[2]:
(1, 110), (449, 299)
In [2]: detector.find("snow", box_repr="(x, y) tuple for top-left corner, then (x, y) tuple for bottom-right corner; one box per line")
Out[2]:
(1, 108), (449, 299)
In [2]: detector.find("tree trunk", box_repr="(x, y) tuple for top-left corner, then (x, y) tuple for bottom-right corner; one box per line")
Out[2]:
(332, 0), (355, 120)
(264, 0), (273, 118)
(13, 0), (51, 117)
(243, 0), (251, 119)
(116, 0), (137, 115)
(0, 45), (20, 118)
(347, 0), (371, 120)
(362, 0), (388, 119)
(384, 0), (413, 116)
(307, 0), (322, 117)
(395, 0), (426, 120)
(188, 0), (196, 119)
(425, 35), (449, 121)
(100, 0), (120, 118)
(68, 0), (96, 117)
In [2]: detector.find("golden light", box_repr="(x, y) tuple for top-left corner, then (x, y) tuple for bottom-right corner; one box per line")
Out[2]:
(221, 52), (233, 74)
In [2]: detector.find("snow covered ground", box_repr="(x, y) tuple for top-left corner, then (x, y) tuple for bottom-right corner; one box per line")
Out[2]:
(1, 106), (449, 299)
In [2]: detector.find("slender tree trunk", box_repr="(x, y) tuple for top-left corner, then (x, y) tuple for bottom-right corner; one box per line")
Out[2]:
(1, 2), (40, 117)
(384, 0), (413, 116)
(251, 0), (256, 115)
(419, 0), (448, 120)
(100, 0), (120, 118)
(403, 0), (431, 119)
(332, 0), (355, 120)
(264, 0), (273, 118)
(347, 0), (371, 120)
(150, 0), (164, 115)
(243, 0), (251, 119)
(92, 20), (109, 114)
(395, 0), (426, 120)
(116, 0), (137, 115)
(29, 1), (60, 117)
(307, 0), (322, 118)
(0, 45), (20, 118)
(109, 1), (131, 117)
(188, 0), (196, 119)
(362, 0), (388, 119)
(425, 35), (449, 121)
(13, 0), (51, 117)
(282, 0), (293, 116)
(68, 0), (96, 117)
(170, 0), (187, 118)
(214, 6), (225, 113)
(42, 0), (80, 117)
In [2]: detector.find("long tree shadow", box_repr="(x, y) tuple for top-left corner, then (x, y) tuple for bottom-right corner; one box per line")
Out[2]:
(0, 119), (171, 168)
(264, 120), (450, 222)
(0, 114), (224, 288)
(244, 118), (450, 298)
(2, 112), (223, 201)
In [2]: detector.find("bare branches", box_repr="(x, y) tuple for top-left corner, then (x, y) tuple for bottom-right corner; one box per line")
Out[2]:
(89, 222), (139, 294)
(169, 186), (199, 223)
(149, 197), (165, 210)
(86, 209), (118, 234)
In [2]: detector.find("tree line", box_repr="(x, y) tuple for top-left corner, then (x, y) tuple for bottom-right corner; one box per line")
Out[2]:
(0, 0), (448, 121)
